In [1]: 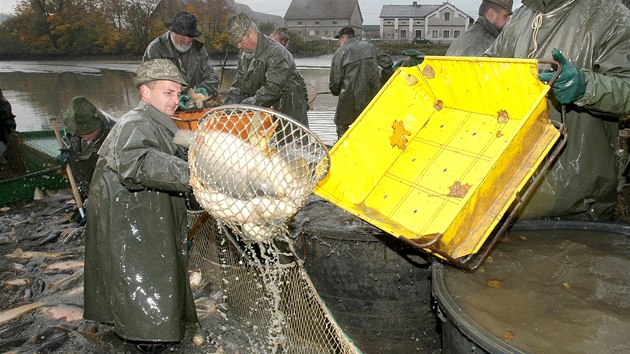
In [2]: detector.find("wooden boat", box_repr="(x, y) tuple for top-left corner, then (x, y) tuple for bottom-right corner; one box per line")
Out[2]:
(0, 131), (69, 206)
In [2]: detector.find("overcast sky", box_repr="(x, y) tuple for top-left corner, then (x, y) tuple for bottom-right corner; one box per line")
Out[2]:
(0, 0), (523, 25)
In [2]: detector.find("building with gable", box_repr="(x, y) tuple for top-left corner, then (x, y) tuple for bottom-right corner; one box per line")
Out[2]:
(284, 0), (363, 41)
(380, 1), (473, 43)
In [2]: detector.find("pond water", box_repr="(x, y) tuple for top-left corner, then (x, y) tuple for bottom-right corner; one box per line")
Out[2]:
(0, 56), (338, 132)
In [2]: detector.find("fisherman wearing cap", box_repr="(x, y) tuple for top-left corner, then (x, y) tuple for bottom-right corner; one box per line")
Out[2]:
(270, 26), (291, 48)
(329, 26), (393, 138)
(60, 96), (115, 200)
(446, 0), (513, 56)
(144, 11), (219, 110)
(0, 88), (16, 167)
(225, 13), (309, 128)
(84, 59), (197, 353)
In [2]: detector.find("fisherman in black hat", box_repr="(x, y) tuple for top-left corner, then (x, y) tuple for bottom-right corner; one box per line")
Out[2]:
(143, 11), (219, 111)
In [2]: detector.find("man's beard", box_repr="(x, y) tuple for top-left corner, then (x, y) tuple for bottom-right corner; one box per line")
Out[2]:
(173, 40), (193, 53)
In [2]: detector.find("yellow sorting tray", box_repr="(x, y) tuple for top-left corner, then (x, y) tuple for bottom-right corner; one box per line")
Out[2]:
(314, 56), (561, 265)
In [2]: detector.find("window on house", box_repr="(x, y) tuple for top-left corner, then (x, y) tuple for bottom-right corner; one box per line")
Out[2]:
(415, 30), (422, 38)
(297, 21), (302, 25)
(416, 21), (421, 25)
(431, 29), (438, 38)
(386, 21), (393, 25)
(444, 12), (450, 21)
(443, 30), (450, 38)
(454, 30), (461, 38)
(325, 31), (329, 35)
(333, 20), (337, 24)
(309, 30), (315, 36)
(401, 29), (407, 38)
(315, 30), (320, 35)
(315, 21), (320, 25)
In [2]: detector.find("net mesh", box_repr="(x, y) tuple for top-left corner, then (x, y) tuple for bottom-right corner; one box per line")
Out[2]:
(188, 106), (329, 243)
(186, 106), (358, 353)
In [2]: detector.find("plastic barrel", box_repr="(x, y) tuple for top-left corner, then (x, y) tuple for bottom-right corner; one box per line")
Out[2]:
(432, 220), (630, 354)
(291, 198), (441, 353)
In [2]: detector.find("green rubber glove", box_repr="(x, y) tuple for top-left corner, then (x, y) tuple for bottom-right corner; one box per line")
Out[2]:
(538, 48), (587, 104)
(195, 87), (209, 96)
(178, 94), (190, 110)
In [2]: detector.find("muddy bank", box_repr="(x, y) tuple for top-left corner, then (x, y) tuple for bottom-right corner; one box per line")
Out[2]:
(0, 189), (255, 353)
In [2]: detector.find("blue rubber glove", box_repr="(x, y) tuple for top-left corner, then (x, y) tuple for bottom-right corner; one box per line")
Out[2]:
(179, 94), (190, 110)
(538, 48), (587, 105)
(195, 87), (209, 97)
(56, 148), (70, 168)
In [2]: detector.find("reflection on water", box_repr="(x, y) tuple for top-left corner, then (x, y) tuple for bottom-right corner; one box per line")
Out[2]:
(0, 59), (336, 131)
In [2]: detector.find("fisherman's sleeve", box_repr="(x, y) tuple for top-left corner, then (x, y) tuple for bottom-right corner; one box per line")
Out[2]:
(329, 50), (343, 96)
(372, 44), (393, 69)
(251, 53), (291, 107)
(573, 33), (630, 115)
(226, 55), (247, 104)
(115, 121), (190, 193)
(198, 48), (220, 95)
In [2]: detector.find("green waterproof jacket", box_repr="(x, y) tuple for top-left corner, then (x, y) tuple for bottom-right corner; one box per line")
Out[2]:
(144, 32), (219, 95)
(446, 16), (500, 57)
(226, 31), (309, 128)
(329, 37), (393, 126)
(83, 101), (197, 342)
(485, 0), (630, 220)
(62, 112), (116, 200)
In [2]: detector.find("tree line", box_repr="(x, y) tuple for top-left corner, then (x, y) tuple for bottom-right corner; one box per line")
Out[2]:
(0, 0), (238, 59)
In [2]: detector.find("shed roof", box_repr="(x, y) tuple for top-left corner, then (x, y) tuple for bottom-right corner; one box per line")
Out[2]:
(285, 0), (361, 21)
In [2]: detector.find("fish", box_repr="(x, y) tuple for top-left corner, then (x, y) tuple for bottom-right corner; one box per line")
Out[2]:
(0, 301), (47, 325)
(186, 87), (212, 109)
(4, 248), (63, 260)
(41, 260), (84, 271)
(3, 278), (31, 288)
(42, 304), (83, 322)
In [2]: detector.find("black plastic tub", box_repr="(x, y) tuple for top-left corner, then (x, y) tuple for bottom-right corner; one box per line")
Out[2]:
(432, 220), (630, 354)
(291, 198), (441, 354)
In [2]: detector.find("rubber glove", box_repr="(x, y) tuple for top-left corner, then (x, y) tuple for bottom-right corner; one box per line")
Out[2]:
(194, 87), (209, 97)
(242, 96), (256, 105)
(538, 48), (587, 105)
(56, 148), (70, 168)
(179, 94), (191, 110)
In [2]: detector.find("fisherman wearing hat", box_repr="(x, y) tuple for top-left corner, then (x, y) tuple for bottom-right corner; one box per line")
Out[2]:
(446, 0), (513, 56)
(144, 11), (219, 111)
(329, 26), (393, 138)
(225, 13), (309, 128)
(84, 59), (197, 353)
(270, 26), (291, 48)
(60, 96), (115, 201)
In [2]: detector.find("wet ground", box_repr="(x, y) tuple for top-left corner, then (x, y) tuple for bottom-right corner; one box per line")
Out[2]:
(0, 189), (254, 354)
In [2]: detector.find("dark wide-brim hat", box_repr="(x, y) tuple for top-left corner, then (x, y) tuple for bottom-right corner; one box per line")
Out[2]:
(165, 11), (202, 37)
(334, 26), (355, 39)
(64, 96), (104, 135)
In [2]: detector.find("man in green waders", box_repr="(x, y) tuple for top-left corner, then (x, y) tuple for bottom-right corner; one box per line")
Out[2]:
(83, 59), (197, 353)
(486, 0), (630, 221)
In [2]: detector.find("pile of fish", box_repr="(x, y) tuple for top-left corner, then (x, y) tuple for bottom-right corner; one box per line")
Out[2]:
(0, 189), (249, 353)
(188, 110), (315, 242)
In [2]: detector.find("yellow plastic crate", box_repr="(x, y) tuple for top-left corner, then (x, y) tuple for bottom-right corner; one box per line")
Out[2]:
(314, 56), (561, 265)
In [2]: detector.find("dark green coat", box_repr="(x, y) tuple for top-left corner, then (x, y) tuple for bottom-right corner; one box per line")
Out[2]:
(446, 16), (500, 57)
(329, 37), (392, 126)
(144, 32), (219, 95)
(62, 112), (116, 200)
(486, 0), (630, 220)
(226, 31), (309, 128)
(84, 101), (197, 342)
